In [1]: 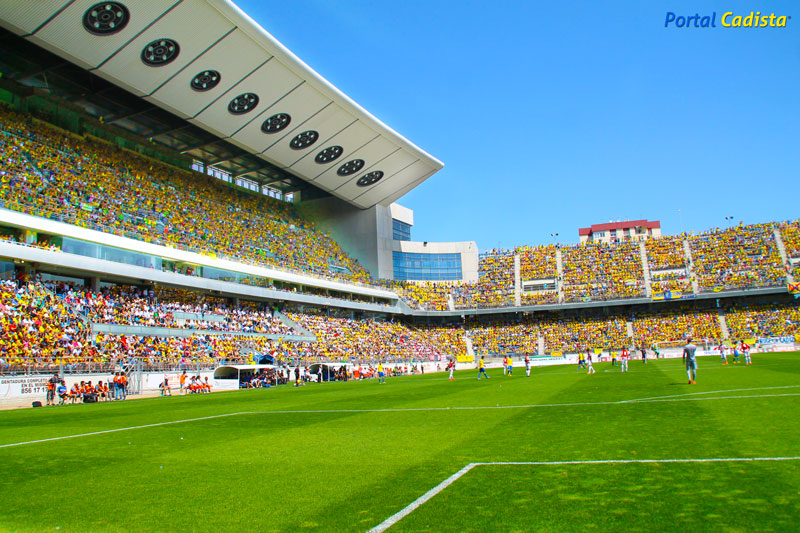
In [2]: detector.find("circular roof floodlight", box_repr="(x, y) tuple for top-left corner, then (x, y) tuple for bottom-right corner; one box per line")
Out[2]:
(228, 93), (259, 115)
(336, 159), (365, 176)
(83, 2), (129, 35)
(141, 38), (179, 66)
(315, 146), (343, 164)
(357, 171), (384, 187)
(261, 113), (291, 134)
(190, 70), (221, 91)
(289, 130), (319, 150)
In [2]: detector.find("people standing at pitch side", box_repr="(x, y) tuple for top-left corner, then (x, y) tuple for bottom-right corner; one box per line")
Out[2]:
(683, 338), (698, 384)
(46, 372), (58, 406)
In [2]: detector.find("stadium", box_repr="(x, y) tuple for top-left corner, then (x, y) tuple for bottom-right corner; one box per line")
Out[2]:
(0, 1), (798, 531)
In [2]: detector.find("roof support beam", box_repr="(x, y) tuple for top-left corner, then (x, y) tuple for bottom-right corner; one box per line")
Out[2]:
(105, 106), (155, 124)
(149, 124), (192, 137)
(179, 139), (221, 153)
(234, 163), (273, 178)
(10, 60), (68, 81)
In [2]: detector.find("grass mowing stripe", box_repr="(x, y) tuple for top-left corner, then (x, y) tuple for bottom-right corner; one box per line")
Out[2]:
(371, 456), (800, 532)
(3, 389), (798, 449)
(0, 411), (252, 449)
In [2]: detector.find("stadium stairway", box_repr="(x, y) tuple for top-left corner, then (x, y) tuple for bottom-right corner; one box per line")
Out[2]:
(555, 248), (565, 303)
(514, 254), (522, 306)
(640, 241), (652, 297)
(718, 311), (730, 340)
(274, 310), (316, 340)
(683, 239), (700, 295)
(447, 292), (455, 311)
(47, 285), (91, 326)
(773, 227), (793, 282)
(465, 335), (475, 357)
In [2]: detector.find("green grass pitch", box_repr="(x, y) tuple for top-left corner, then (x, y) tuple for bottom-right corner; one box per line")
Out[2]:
(1, 353), (800, 532)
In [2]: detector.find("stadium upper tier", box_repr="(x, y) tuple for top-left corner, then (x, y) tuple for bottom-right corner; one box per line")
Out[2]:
(406, 222), (795, 311)
(0, 0), (443, 209)
(0, 107), (372, 284)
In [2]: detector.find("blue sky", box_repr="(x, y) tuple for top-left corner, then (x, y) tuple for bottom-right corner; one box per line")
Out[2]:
(238, 0), (799, 250)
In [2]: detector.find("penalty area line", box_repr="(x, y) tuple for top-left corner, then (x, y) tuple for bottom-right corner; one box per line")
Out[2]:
(367, 456), (800, 532)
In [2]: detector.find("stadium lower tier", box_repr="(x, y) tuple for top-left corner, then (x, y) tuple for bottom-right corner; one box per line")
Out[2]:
(1, 279), (798, 374)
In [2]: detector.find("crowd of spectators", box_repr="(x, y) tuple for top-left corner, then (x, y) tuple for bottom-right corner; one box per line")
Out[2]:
(631, 308), (721, 348)
(518, 244), (558, 280)
(468, 318), (538, 355)
(286, 312), (452, 360)
(413, 325), (467, 355)
(5, 108), (800, 314)
(0, 106), (371, 285)
(690, 224), (785, 291)
(0, 279), (96, 373)
(539, 315), (629, 353)
(725, 302), (800, 339)
(562, 242), (645, 302)
(650, 272), (692, 294)
(51, 282), (295, 335)
(395, 282), (452, 311)
(780, 220), (800, 259)
(452, 250), (515, 309)
(520, 291), (559, 306)
(646, 236), (687, 271)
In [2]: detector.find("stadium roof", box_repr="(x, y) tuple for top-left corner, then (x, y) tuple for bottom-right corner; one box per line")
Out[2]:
(0, 0), (443, 209)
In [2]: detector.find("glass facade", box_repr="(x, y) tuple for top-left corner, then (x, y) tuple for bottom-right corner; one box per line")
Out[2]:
(393, 251), (462, 281)
(62, 237), (162, 269)
(392, 219), (412, 241)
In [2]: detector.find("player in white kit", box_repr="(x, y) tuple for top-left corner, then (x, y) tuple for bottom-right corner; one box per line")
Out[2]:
(620, 347), (629, 373)
(683, 338), (698, 384)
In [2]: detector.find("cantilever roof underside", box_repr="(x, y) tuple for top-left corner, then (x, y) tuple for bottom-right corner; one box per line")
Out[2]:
(0, 0), (443, 208)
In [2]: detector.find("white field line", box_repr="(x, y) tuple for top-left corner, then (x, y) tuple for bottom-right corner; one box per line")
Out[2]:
(0, 411), (253, 449)
(365, 463), (479, 533)
(367, 456), (800, 533)
(2, 387), (799, 449)
(618, 384), (800, 403)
